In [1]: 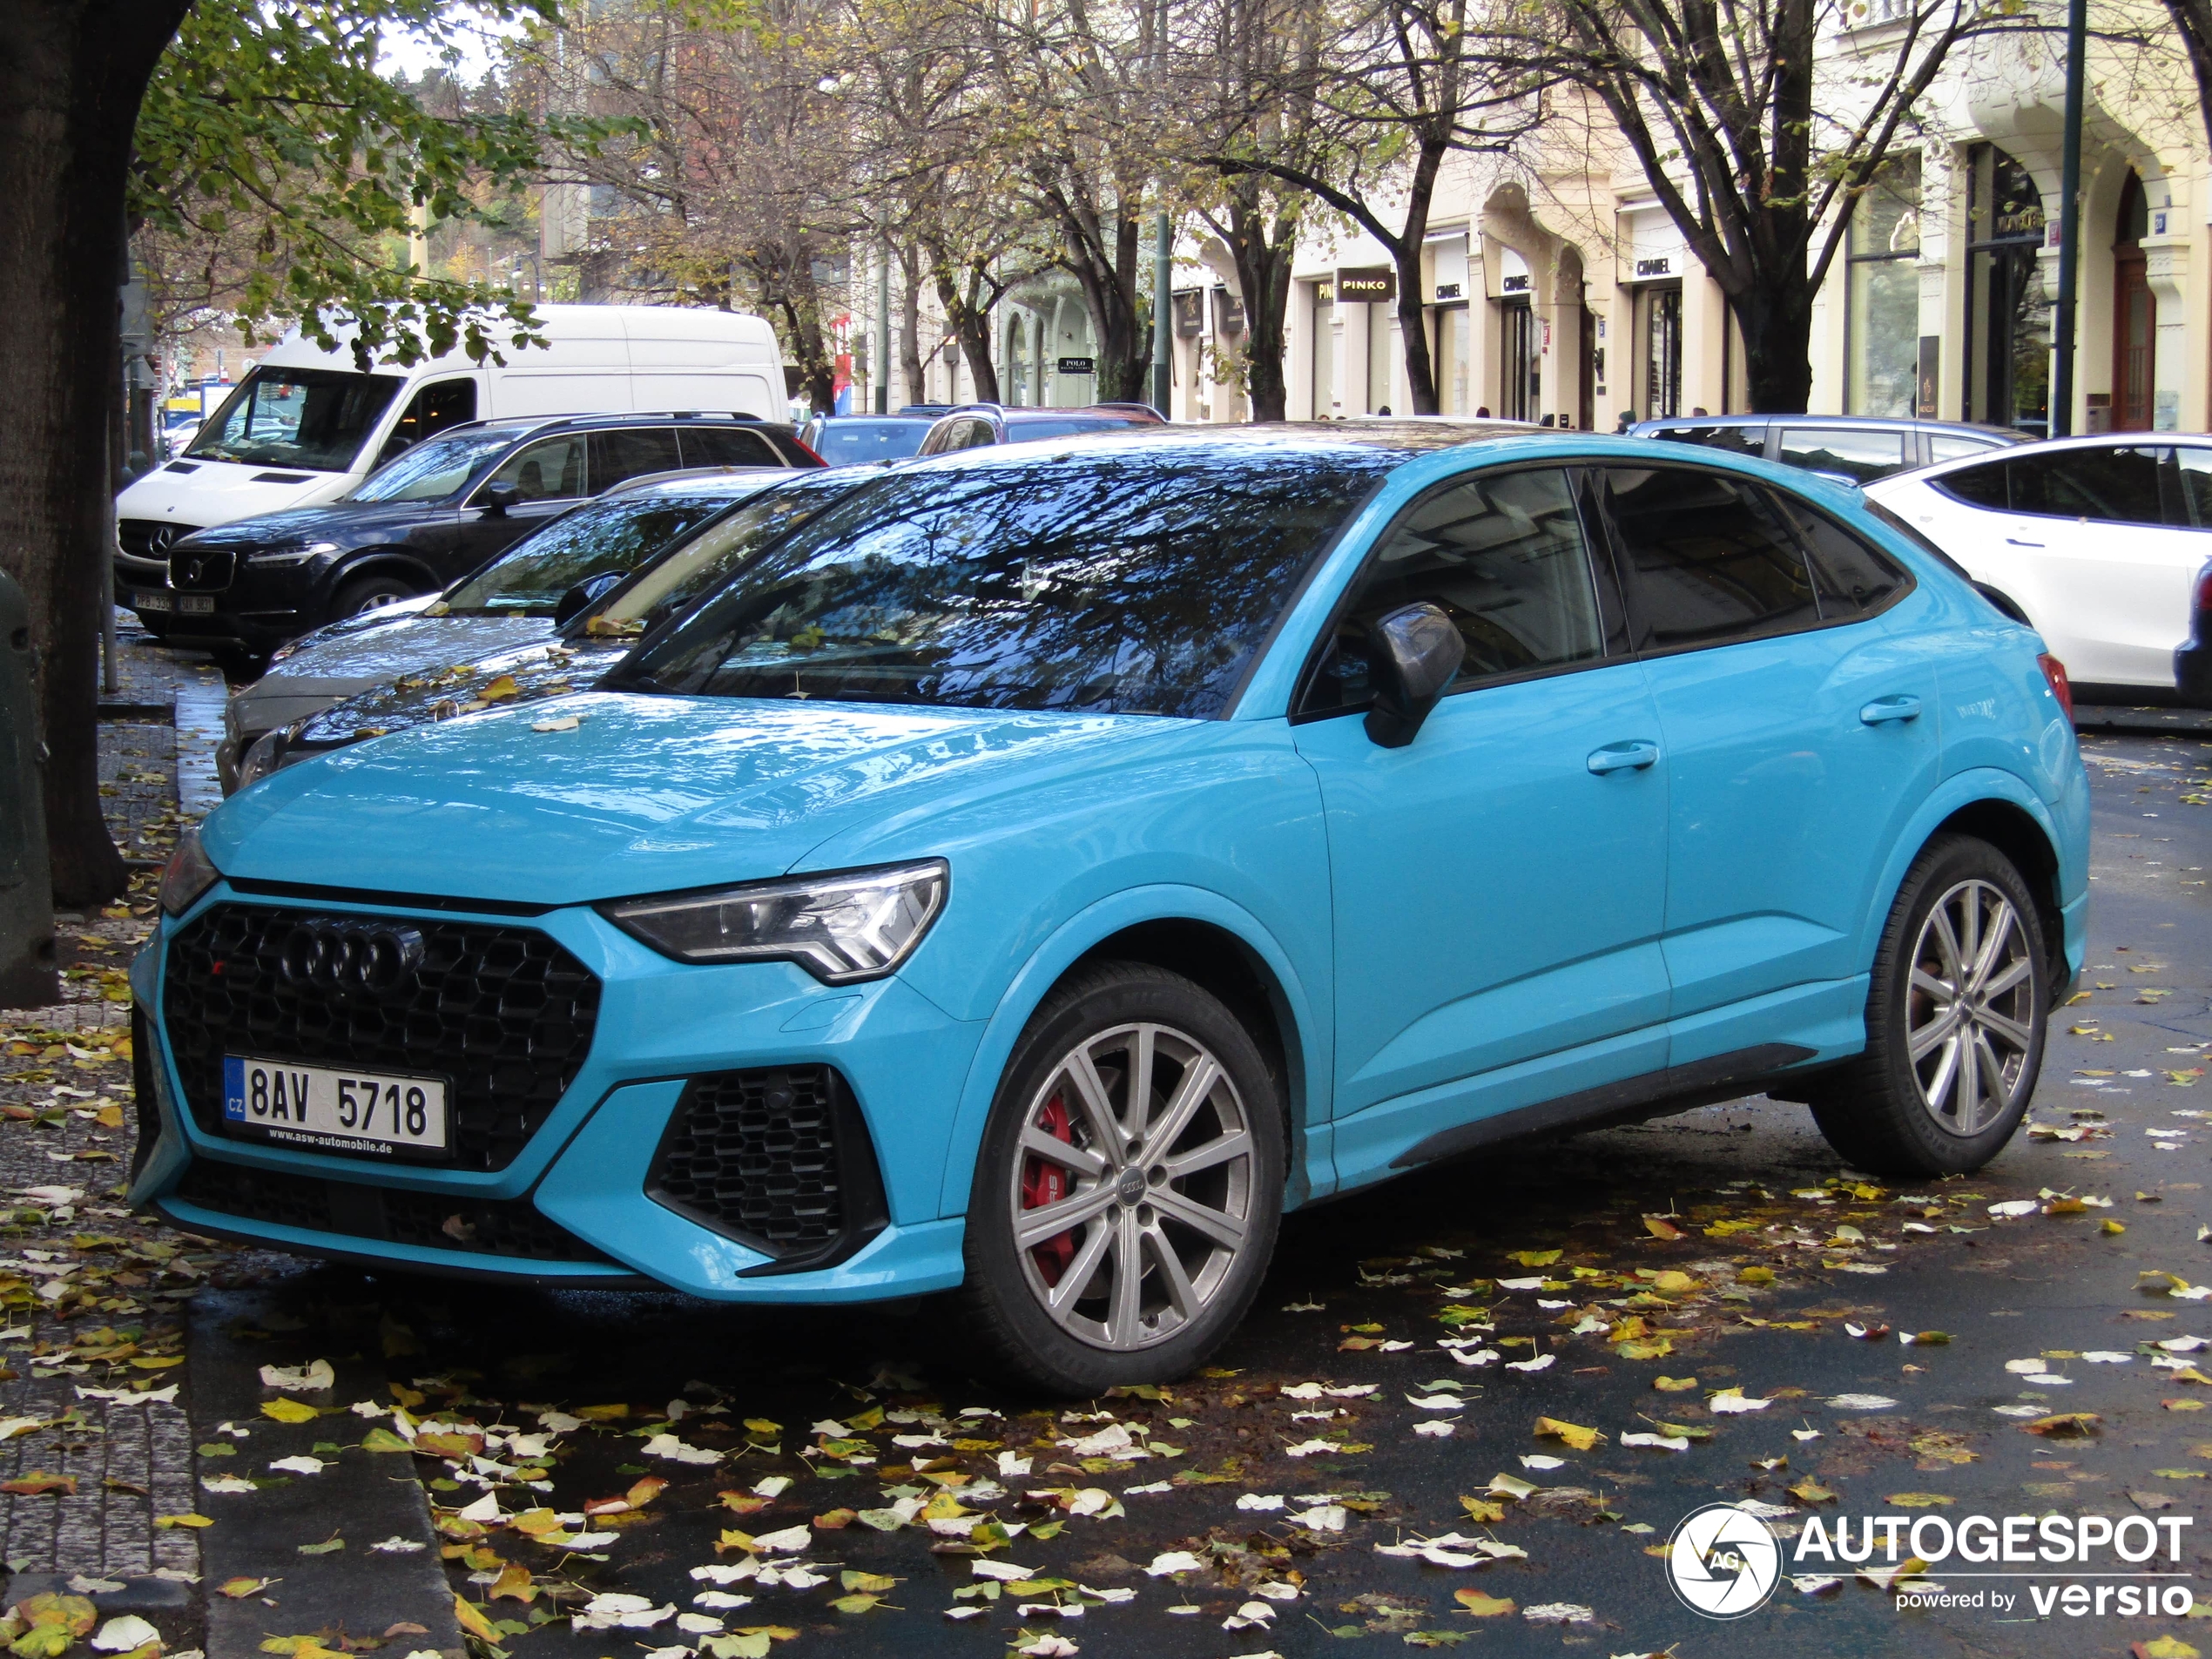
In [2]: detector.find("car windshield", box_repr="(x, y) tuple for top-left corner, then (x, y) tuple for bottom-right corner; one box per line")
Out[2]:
(349, 428), (523, 503)
(809, 420), (930, 467)
(593, 474), (863, 634)
(185, 365), (403, 473)
(610, 446), (1396, 718)
(442, 490), (751, 616)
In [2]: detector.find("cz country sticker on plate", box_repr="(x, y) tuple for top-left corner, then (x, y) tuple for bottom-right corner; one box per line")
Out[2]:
(222, 1055), (450, 1161)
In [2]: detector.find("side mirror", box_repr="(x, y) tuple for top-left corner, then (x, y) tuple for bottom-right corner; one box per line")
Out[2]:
(554, 570), (627, 628)
(1364, 603), (1466, 749)
(481, 482), (521, 516)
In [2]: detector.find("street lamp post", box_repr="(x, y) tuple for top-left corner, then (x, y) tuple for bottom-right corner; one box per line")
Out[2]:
(876, 242), (893, 415)
(2051, 0), (2087, 437)
(1152, 213), (1172, 417)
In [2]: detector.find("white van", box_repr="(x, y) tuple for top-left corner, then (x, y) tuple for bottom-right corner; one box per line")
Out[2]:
(115, 305), (785, 586)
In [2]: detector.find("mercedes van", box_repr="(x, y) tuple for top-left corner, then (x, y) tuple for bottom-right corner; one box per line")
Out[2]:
(116, 306), (786, 612)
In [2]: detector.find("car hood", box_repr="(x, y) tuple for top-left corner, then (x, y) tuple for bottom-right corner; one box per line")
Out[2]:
(176, 496), (448, 550)
(287, 632), (620, 746)
(116, 458), (347, 531)
(206, 692), (1177, 904)
(250, 614), (558, 694)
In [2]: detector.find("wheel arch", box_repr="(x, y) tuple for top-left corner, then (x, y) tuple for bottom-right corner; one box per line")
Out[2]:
(1874, 779), (2074, 1009)
(320, 550), (439, 612)
(931, 887), (1326, 1221)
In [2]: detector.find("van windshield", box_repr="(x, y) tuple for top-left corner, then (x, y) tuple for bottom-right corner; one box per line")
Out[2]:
(185, 365), (404, 473)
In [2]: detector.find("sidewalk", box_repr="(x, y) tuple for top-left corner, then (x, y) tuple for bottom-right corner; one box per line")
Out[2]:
(0, 617), (233, 1640)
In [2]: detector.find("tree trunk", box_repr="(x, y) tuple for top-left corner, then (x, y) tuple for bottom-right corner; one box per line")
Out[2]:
(896, 243), (925, 406)
(929, 254), (1001, 405)
(0, 0), (191, 908)
(1731, 284), (1817, 414)
(1224, 189), (1298, 422)
(1393, 138), (1447, 415)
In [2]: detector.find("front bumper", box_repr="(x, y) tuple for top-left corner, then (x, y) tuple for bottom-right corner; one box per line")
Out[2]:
(131, 885), (980, 1302)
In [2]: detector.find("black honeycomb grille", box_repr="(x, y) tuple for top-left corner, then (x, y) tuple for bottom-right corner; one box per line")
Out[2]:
(173, 1158), (613, 1264)
(646, 1066), (886, 1268)
(162, 903), (601, 1171)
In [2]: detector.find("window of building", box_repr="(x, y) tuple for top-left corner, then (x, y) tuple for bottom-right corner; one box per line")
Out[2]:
(1501, 300), (1538, 422)
(1847, 156), (1920, 417)
(1638, 285), (1683, 420)
(1435, 306), (1472, 414)
(1311, 281), (1336, 417)
(1964, 145), (2051, 436)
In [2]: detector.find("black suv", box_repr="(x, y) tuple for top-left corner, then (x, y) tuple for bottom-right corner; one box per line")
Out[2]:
(137, 412), (821, 655)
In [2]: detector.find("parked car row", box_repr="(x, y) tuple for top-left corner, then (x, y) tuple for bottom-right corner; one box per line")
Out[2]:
(137, 411), (2089, 1395)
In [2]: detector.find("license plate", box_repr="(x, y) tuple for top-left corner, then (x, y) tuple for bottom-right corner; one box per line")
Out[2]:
(133, 591), (172, 612)
(178, 595), (216, 614)
(222, 1055), (450, 1161)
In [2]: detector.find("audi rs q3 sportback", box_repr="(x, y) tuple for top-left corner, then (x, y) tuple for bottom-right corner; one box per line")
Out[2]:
(136, 426), (2087, 1394)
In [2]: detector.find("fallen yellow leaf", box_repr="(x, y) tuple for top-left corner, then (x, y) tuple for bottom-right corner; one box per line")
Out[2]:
(1534, 1417), (1604, 1452)
(1453, 1589), (1516, 1616)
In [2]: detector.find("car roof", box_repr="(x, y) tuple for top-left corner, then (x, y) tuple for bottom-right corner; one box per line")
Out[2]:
(442, 410), (790, 443)
(599, 466), (795, 500)
(904, 421), (1605, 469)
(1632, 413), (2023, 441)
(1879, 427), (2212, 483)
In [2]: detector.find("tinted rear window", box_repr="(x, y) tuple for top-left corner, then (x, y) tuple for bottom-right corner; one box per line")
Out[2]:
(614, 448), (1393, 718)
(1768, 492), (1911, 617)
(1604, 466), (1818, 649)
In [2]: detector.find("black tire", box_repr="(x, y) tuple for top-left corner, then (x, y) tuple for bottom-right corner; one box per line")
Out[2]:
(961, 961), (1285, 1395)
(330, 572), (421, 619)
(1809, 833), (2048, 1176)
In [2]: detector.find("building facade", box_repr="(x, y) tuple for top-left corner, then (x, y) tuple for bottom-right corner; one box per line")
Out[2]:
(1144, 7), (2211, 435)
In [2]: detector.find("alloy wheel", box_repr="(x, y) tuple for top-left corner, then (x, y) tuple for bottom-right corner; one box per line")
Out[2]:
(1009, 1021), (1256, 1352)
(1906, 878), (2036, 1136)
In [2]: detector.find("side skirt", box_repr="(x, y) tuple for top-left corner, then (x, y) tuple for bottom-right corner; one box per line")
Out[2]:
(1387, 1042), (1819, 1170)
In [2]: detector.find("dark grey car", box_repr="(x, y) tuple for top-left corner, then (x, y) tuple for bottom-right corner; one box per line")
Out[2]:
(216, 470), (806, 791)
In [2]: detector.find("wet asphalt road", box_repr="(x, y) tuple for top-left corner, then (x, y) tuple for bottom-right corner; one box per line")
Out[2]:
(192, 716), (2212, 1659)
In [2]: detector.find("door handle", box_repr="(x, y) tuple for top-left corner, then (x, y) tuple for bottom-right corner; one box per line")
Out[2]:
(2005, 536), (2044, 548)
(1588, 739), (1661, 774)
(1860, 694), (1923, 725)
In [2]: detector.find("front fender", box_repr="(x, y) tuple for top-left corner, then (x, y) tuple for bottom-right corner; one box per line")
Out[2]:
(928, 884), (1332, 1219)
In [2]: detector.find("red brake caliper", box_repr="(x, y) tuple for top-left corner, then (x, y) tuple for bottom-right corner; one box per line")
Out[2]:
(1021, 1094), (1079, 1285)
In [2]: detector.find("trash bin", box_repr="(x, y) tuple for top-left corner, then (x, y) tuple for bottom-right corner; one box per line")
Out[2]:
(0, 570), (57, 1008)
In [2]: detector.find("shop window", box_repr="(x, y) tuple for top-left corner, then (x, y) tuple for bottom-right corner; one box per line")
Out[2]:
(1963, 145), (2051, 436)
(1847, 156), (1920, 417)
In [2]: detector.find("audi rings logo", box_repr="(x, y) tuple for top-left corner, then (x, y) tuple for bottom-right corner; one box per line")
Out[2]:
(279, 918), (424, 1001)
(1665, 1504), (1783, 1619)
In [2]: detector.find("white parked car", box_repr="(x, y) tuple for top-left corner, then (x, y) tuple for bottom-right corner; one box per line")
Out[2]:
(1865, 435), (2212, 703)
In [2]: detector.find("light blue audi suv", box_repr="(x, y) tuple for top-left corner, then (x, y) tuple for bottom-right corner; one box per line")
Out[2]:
(135, 426), (2087, 1393)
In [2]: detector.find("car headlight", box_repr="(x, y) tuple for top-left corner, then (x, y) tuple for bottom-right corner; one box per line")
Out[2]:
(158, 826), (222, 917)
(600, 859), (948, 982)
(235, 728), (289, 790)
(243, 540), (338, 567)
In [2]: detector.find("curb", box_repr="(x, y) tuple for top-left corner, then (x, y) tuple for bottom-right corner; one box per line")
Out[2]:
(187, 1289), (462, 1656)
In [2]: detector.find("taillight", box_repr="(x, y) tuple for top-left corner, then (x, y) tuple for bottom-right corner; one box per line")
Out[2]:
(2038, 652), (2074, 720)
(2195, 559), (2212, 617)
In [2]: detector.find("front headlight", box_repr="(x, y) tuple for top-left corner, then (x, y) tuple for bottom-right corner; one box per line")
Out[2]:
(600, 859), (948, 983)
(235, 728), (289, 790)
(243, 540), (338, 568)
(158, 826), (222, 918)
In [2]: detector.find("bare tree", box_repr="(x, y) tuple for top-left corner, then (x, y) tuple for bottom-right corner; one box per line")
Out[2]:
(1191, 0), (1535, 413)
(1471, 0), (2008, 410)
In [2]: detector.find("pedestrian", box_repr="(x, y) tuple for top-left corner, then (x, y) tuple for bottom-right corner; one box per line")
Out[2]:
(1474, 406), (1490, 418)
(1376, 404), (1392, 416)
(1691, 406), (1709, 416)
(1615, 408), (1635, 434)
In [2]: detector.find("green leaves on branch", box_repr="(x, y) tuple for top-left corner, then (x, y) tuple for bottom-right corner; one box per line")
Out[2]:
(132, 0), (635, 368)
